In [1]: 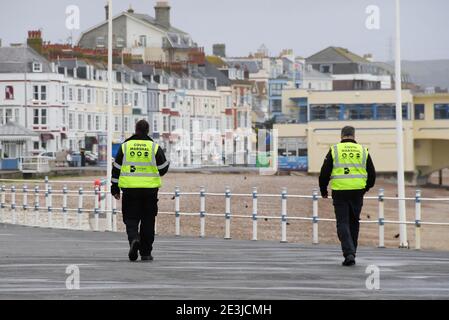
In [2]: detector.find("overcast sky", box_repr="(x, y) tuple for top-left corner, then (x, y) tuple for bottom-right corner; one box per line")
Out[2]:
(0, 0), (448, 61)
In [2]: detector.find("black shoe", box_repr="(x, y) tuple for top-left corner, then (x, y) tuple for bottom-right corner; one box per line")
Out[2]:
(342, 254), (356, 266)
(141, 255), (153, 262)
(128, 239), (140, 262)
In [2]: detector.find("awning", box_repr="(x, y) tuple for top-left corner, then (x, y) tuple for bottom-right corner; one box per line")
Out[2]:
(41, 133), (54, 142)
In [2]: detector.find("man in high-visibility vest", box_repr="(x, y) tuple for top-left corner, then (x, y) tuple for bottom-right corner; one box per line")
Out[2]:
(319, 126), (376, 266)
(111, 119), (169, 262)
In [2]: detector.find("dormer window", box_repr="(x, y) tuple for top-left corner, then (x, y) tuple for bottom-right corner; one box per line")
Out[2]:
(96, 36), (105, 48)
(32, 62), (42, 73)
(116, 37), (125, 48)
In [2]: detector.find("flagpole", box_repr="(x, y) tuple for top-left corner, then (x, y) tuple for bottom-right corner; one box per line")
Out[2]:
(395, 0), (408, 248)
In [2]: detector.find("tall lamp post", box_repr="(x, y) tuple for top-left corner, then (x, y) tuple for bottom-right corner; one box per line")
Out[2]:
(106, 0), (114, 227)
(395, 0), (408, 247)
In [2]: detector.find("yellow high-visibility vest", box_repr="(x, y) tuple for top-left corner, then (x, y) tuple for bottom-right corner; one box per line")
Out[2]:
(330, 142), (368, 190)
(118, 140), (162, 189)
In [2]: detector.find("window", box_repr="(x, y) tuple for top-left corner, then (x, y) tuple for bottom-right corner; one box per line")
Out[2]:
(33, 142), (39, 150)
(32, 62), (42, 73)
(61, 86), (66, 102)
(62, 109), (67, 124)
(271, 100), (282, 113)
(33, 109), (39, 125)
(95, 115), (100, 131)
(434, 104), (449, 119)
(139, 35), (147, 47)
(414, 104), (425, 120)
(69, 113), (74, 130)
(34, 109), (45, 125)
(163, 116), (168, 132)
(41, 109), (47, 125)
(163, 94), (167, 107)
(114, 92), (119, 106)
(320, 64), (332, 74)
(87, 89), (92, 104)
(14, 109), (19, 123)
(124, 117), (129, 132)
(5, 109), (13, 123)
(5, 86), (14, 100)
(77, 88), (83, 103)
(153, 118), (158, 132)
(78, 114), (84, 130)
(68, 87), (73, 101)
(114, 116), (120, 131)
(134, 92), (139, 107)
(116, 37), (125, 48)
(40, 86), (47, 101)
(33, 86), (39, 100)
(87, 115), (92, 131)
(96, 37), (105, 48)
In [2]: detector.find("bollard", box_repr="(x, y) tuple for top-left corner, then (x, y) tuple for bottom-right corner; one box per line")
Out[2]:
(94, 186), (100, 231)
(0, 185), (5, 223)
(200, 186), (206, 238)
(11, 186), (16, 225)
(224, 186), (231, 240)
(23, 185), (29, 211)
(378, 188), (385, 248)
(78, 187), (83, 229)
(252, 187), (258, 241)
(312, 189), (319, 244)
(62, 186), (68, 228)
(415, 189), (421, 250)
(281, 187), (287, 243)
(34, 185), (40, 226)
(23, 185), (28, 225)
(47, 185), (53, 227)
(112, 197), (117, 232)
(175, 186), (180, 236)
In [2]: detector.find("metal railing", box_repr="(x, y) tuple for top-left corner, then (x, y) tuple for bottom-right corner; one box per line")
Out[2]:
(0, 177), (449, 249)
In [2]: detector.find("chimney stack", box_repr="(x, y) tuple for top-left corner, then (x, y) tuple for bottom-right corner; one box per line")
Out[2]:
(105, 3), (109, 20)
(154, 1), (171, 29)
(213, 44), (226, 58)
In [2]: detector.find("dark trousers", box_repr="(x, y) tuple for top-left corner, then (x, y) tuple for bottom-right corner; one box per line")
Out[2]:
(122, 190), (158, 256)
(333, 196), (363, 258)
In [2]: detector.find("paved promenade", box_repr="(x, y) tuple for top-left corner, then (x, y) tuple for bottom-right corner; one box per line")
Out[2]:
(1, 223), (448, 299)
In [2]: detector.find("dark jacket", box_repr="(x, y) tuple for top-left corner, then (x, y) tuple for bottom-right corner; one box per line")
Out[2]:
(319, 139), (376, 199)
(111, 134), (169, 196)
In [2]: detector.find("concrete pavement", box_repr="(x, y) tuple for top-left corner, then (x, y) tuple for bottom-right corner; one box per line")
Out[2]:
(0, 223), (448, 300)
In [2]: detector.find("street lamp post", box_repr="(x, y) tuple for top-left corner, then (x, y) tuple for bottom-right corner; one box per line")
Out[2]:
(395, 0), (408, 248)
(106, 0), (114, 226)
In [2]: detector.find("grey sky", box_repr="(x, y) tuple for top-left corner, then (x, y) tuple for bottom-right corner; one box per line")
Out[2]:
(0, 0), (448, 61)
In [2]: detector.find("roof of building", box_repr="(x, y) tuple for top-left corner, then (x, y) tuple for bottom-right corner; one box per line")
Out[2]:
(225, 60), (261, 74)
(0, 46), (52, 73)
(206, 56), (227, 68)
(78, 11), (191, 47)
(306, 46), (370, 64)
(127, 12), (188, 35)
(203, 61), (231, 87)
(0, 122), (38, 137)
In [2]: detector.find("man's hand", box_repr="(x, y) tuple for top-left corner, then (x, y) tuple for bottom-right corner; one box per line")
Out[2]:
(113, 193), (121, 201)
(321, 190), (328, 199)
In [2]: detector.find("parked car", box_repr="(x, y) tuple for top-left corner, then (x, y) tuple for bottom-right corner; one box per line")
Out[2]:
(38, 151), (56, 160)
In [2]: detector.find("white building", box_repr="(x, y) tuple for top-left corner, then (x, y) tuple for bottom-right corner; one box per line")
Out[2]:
(78, 1), (198, 63)
(0, 46), (68, 154)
